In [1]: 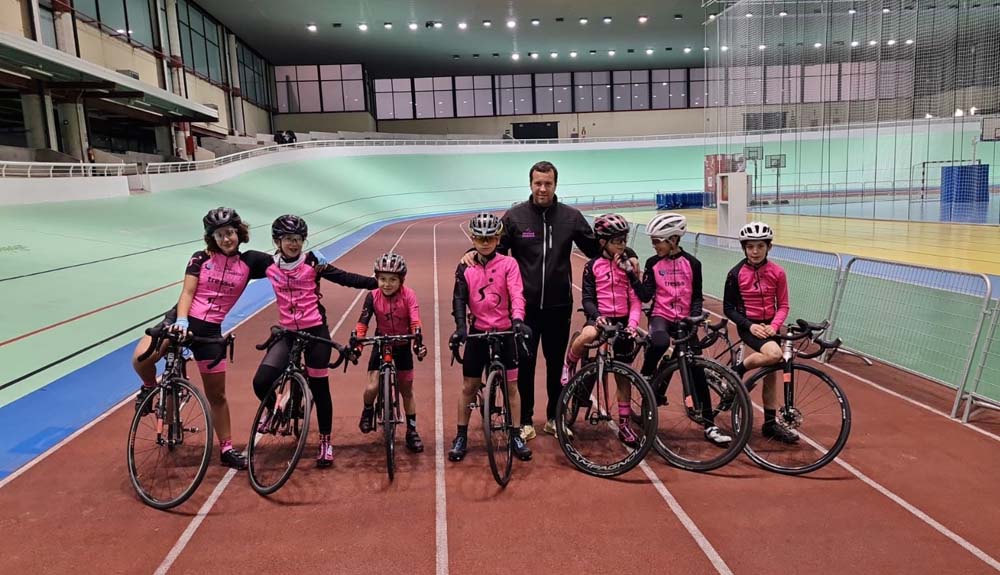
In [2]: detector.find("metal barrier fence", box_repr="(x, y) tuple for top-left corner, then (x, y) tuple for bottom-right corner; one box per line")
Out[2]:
(962, 301), (1000, 421)
(0, 161), (136, 177)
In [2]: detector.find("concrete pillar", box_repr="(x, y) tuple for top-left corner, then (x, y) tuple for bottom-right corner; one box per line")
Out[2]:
(21, 95), (51, 150)
(227, 32), (245, 136)
(154, 126), (172, 155)
(51, 4), (89, 160)
(163, 0), (189, 159)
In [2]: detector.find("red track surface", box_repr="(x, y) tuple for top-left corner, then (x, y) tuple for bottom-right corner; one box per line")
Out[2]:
(2, 215), (999, 574)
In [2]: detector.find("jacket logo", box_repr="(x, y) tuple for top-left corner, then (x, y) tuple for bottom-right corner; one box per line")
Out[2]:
(477, 285), (503, 307)
(521, 230), (536, 239)
(204, 263), (213, 271)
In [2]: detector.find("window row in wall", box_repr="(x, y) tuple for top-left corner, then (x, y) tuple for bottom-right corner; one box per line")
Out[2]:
(273, 65), (367, 113)
(70, 0), (157, 48)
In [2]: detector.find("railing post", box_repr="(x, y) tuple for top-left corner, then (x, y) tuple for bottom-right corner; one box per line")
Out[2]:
(951, 276), (994, 419)
(961, 301), (999, 422)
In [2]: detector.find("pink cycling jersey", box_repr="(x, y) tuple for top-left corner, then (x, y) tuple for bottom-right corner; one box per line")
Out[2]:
(185, 250), (270, 324)
(266, 251), (376, 330)
(356, 285), (423, 339)
(634, 251), (704, 322)
(581, 256), (641, 329)
(723, 259), (790, 331)
(453, 253), (526, 331)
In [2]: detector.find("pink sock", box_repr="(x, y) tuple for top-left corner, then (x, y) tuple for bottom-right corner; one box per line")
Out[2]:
(220, 438), (233, 453)
(566, 349), (581, 366)
(618, 402), (632, 420)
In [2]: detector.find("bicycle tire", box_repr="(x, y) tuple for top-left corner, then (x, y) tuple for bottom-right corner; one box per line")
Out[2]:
(248, 372), (313, 495)
(651, 356), (752, 472)
(743, 363), (851, 475)
(127, 379), (213, 510)
(555, 360), (657, 478)
(383, 366), (397, 482)
(484, 367), (513, 487)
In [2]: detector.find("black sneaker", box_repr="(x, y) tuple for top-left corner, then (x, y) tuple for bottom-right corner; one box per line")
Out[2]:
(406, 429), (425, 453)
(512, 433), (532, 461)
(220, 448), (248, 470)
(359, 406), (375, 434)
(135, 386), (155, 415)
(448, 435), (468, 461)
(762, 422), (799, 444)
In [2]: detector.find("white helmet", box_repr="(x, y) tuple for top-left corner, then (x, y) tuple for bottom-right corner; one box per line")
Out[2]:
(739, 221), (774, 241)
(646, 213), (687, 240)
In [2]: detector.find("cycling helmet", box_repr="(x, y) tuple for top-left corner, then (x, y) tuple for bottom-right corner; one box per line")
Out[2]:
(739, 221), (774, 242)
(271, 214), (308, 239)
(374, 252), (407, 276)
(203, 207), (242, 233)
(468, 213), (503, 236)
(594, 213), (631, 239)
(645, 213), (687, 240)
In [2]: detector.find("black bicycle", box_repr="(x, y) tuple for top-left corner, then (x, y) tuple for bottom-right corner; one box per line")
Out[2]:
(450, 330), (527, 487)
(705, 318), (852, 475)
(649, 313), (753, 472)
(128, 326), (232, 510)
(555, 323), (658, 478)
(348, 331), (423, 482)
(247, 326), (351, 495)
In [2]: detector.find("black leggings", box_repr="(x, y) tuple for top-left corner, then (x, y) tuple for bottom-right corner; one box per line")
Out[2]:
(252, 324), (334, 435)
(641, 316), (715, 426)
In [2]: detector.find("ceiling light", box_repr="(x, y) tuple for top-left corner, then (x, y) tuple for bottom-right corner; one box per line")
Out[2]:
(531, 18), (540, 26)
(703, 46), (710, 51)
(746, 13), (753, 18)
(906, 39), (914, 45)
(887, 39), (896, 45)
(758, 44), (766, 50)
(511, 53), (520, 60)
(883, 8), (891, 13)
(814, 42), (823, 48)
(603, 16), (612, 23)
(408, 22), (418, 30)
(550, 52), (558, 58)
(708, 14), (716, 20)
(458, 21), (467, 30)
(848, 8), (857, 14)
(721, 45), (729, 51)
(639, 15), (649, 23)
(779, 11), (788, 17)
(358, 23), (368, 31)
(579, 17), (588, 24)
(506, 19), (516, 28)
(925, 113), (934, 118)
(383, 22), (392, 29)
(970, 106), (978, 115)
(683, 47), (692, 53)
(608, 50), (615, 56)
(530, 52), (539, 59)
(569, 51), (578, 58)
(482, 20), (492, 27)
(869, 40), (878, 46)
(306, 24), (317, 32)
(589, 50), (597, 55)
(645, 48), (654, 55)
(955, 108), (965, 117)
(851, 40), (860, 47)
(433, 21), (443, 28)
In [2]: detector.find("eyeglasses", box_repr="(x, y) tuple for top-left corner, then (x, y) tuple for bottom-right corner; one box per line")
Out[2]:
(212, 227), (237, 241)
(280, 235), (304, 244)
(472, 235), (498, 242)
(607, 237), (627, 246)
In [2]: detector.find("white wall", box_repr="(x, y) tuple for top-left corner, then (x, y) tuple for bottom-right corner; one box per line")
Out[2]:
(0, 176), (130, 206)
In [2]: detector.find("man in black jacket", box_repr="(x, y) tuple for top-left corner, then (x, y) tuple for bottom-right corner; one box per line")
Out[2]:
(464, 161), (600, 439)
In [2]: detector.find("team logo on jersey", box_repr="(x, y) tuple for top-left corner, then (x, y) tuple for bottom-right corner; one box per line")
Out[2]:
(521, 230), (536, 239)
(477, 285), (503, 307)
(204, 263), (213, 270)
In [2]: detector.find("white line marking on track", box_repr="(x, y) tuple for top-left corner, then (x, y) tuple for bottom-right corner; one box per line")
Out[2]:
(568, 282), (731, 574)
(152, 222), (417, 574)
(432, 221), (450, 575)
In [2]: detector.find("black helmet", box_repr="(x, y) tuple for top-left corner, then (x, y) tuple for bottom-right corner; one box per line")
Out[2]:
(468, 213), (503, 236)
(271, 214), (308, 239)
(203, 207), (242, 233)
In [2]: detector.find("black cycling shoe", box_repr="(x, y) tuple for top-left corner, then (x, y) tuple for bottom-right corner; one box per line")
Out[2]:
(512, 433), (532, 461)
(448, 435), (468, 461)
(762, 422), (799, 444)
(135, 386), (155, 415)
(220, 449), (248, 470)
(406, 429), (425, 453)
(359, 406), (375, 434)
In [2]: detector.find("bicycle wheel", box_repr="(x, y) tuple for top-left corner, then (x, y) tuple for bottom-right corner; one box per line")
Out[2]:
(127, 379), (213, 510)
(743, 363), (851, 475)
(555, 360), (657, 478)
(651, 356), (752, 472)
(382, 366), (397, 482)
(248, 372), (313, 495)
(483, 366), (513, 487)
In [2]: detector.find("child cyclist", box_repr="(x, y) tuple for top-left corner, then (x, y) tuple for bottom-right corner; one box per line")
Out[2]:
(723, 221), (797, 444)
(252, 214), (378, 467)
(560, 213), (645, 447)
(448, 213), (533, 462)
(132, 207), (273, 470)
(355, 252), (428, 453)
(630, 213), (732, 446)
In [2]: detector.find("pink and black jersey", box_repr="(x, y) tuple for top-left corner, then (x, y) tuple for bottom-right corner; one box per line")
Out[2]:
(723, 259), (790, 331)
(356, 285), (423, 339)
(453, 253), (526, 331)
(633, 250), (704, 322)
(185, 250), (271, 324)
(581, 256), (641, 329)
(265, 252), (377, 330)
